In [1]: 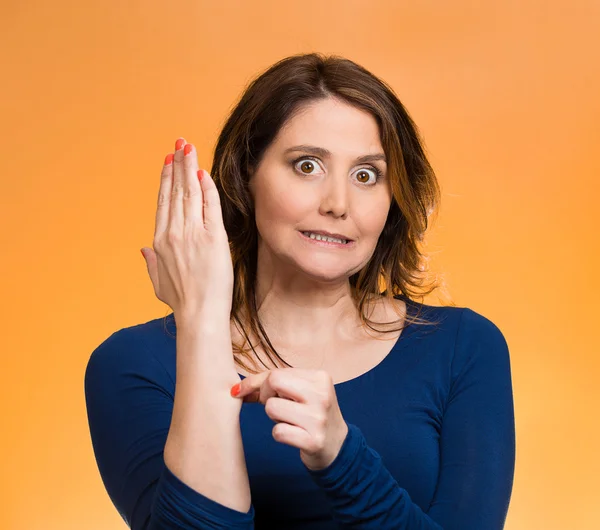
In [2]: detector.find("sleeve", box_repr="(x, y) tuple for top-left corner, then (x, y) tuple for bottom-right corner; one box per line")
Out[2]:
(84, 328), (255, 530)
(306, 308), (516, 530)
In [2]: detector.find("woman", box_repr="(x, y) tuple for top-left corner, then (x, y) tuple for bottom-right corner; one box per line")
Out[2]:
(84, 53), (515, 529)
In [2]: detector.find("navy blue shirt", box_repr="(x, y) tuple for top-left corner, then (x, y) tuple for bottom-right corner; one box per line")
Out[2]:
(84, 295), (515, 529)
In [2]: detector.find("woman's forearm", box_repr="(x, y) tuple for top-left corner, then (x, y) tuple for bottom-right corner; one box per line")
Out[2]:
(163, 316), (250, 513)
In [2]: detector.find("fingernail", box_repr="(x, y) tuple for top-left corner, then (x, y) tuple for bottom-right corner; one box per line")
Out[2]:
(184, 144), (193, 156)
(230, 383), (241, 397)
(164, 153), (174, 165)
(175, 138), (185, 151)
(140, 248), (146, 258)
(197, 169), (203, 182)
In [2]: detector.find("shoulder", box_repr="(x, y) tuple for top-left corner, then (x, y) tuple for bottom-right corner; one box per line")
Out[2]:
(394, 294), (505, 337)
(393, 295), (509, 362)
(392, 293), (465, 335)
(84, 315), (175, 391)
(455, 306), (509, 350)
(84, 326), (139, 377)
(450, 306), (511, 381)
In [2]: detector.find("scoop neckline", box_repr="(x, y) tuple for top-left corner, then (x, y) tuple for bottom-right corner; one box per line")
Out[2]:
(237, 293), (421, 388)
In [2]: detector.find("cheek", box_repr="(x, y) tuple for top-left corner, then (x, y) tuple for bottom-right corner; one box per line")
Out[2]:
(256, 179), (312, 224)
(355, 204), (390, 239)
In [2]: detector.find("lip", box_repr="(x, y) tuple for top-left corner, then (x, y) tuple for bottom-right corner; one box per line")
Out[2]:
(298, 230), (355, 248)
(299, 229), (353, 241)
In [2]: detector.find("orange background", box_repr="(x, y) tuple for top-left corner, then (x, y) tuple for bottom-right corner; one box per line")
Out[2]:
(2, 1), (599, 528)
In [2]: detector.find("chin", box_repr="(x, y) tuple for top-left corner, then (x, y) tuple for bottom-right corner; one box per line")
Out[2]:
(293, 260), (354, 282)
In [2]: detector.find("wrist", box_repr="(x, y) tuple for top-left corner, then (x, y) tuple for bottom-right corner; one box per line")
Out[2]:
(174, 317), (239, 379)
(174, 309), (231, 333)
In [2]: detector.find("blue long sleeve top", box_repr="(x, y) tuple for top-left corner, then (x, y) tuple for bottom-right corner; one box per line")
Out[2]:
(84, 295), (516, 529)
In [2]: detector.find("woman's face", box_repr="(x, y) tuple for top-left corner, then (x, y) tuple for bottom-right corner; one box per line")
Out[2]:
(248, 97), (393, 286)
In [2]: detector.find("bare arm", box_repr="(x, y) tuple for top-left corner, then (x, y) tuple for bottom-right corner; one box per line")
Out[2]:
(135, 137), (251, 522)
(163, 315), (250, 513)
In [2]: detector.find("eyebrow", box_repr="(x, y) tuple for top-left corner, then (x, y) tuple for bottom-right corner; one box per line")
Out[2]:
(283, 144), (387, 164)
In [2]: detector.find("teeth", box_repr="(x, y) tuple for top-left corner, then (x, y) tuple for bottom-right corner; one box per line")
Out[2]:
(302, 232), (347, 244)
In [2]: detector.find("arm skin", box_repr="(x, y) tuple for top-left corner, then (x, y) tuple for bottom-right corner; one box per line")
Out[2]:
(163, 319), (250, 511)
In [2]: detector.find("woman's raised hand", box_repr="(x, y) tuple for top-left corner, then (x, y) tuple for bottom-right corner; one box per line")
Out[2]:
(141, 138), (234, 324)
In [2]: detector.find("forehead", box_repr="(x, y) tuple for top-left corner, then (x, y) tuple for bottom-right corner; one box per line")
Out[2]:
(272, 98), (384, 156)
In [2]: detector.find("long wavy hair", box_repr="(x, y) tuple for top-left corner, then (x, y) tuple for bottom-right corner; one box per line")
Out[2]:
(164, 52), (454, 374)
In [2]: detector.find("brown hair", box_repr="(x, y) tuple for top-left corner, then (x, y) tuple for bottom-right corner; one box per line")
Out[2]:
(164, 52), (454, 374)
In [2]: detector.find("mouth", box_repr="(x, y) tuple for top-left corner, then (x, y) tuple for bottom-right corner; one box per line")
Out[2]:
(298, 230), (355, 248)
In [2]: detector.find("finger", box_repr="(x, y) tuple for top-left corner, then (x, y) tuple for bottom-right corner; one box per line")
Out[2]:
(197, 169), (225, 233)
(169, 137), (186, 232)
(155, 153), (174, 240)
(264, 396), (308, 427)
(259, 376), (281, 404)
(242, 389), (261, 404)
(272, 423), (312, 451)
(232, 371), (270, 399)
(182, 143), (203, 228)
(230, 373), (278, 404)
(234, 369), (308, 403)
(232, 381), (275, 405)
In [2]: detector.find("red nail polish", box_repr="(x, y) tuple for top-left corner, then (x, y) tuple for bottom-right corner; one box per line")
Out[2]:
(230, 383), (241, 397)
(197, 170), (203, 182)
(164, 153), (174, 165)
(175, 138), (185, 151)
(184, 144), (193, 156)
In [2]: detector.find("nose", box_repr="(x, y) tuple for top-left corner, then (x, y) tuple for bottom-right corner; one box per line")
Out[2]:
(318, 172), (350, 219)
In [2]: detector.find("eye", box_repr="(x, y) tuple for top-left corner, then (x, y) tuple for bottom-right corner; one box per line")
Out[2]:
(293, 156), (323, 175)
(354, 167), (383, 185)
(292, 156), (385, 186)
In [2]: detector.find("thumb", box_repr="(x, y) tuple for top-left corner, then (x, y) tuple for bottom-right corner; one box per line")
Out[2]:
(140, 247), (159, 295)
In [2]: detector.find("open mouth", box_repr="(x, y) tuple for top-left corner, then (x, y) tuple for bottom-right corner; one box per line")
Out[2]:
(299, 231), (354, 248)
